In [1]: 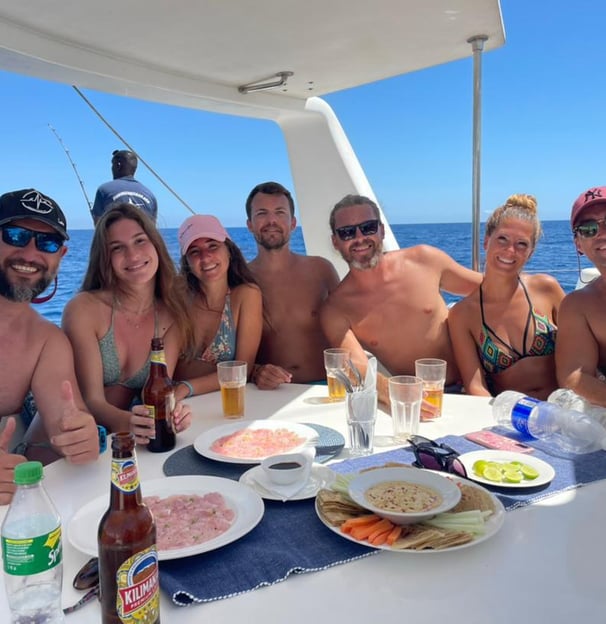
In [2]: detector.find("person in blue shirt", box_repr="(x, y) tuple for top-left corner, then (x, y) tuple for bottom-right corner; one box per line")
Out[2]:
(91, 150), (158, 224)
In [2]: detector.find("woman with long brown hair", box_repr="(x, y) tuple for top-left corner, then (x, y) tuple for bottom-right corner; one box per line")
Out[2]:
(172, 214), (263, 400)
(63, 204), (192, 442)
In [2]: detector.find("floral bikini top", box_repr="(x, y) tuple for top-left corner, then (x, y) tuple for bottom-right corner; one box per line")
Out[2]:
(478, 279), (557, 376)
(195, 291), (236, 364)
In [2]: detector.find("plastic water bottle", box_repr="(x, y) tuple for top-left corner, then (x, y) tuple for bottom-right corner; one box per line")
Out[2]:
(548, 388), (606, 428)
(1, 461), (64, 624)
(492, 390), (606, 454)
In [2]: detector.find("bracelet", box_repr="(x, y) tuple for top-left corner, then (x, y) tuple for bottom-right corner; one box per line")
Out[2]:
(179, 380), (194, 398)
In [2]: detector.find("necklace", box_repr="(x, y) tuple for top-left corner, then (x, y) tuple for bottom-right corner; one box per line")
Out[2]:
(115, 298), (155, 329)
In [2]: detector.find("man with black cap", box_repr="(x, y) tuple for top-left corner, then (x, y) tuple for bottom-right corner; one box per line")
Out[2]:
(556, 186), (606, 407)
(0, 188), (100, 504)
(91, 149), (158, 224)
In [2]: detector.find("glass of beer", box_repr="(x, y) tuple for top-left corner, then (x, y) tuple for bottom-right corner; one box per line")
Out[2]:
(323, 348), (349, 401)
(415, 359), (447, 421)
(217, 361), (247, 418)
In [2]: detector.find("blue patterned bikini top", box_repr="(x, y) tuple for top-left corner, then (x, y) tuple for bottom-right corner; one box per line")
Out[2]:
(478, 279), (557, 376)
(195, 291), (236, 364)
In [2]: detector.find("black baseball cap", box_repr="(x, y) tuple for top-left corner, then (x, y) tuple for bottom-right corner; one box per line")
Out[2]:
(0, 189), (69, 240)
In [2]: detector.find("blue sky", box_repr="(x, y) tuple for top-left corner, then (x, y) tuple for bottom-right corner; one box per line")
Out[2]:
(1, 0), (604, 230)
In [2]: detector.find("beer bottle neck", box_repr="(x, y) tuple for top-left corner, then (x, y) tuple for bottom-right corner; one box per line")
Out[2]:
(110, 453), (143, 509)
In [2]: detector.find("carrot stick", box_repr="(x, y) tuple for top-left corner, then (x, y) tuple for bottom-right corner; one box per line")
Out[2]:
(366, 519), (394, 542)
(369, 529), (393, 546)
(340, 514), (380, 534)
(350, 519), (387, 541)
(385, 525), (403, 546)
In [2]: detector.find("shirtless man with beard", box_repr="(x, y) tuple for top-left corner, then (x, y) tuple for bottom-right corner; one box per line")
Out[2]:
(0, 189), (99, 504)
(320, 194), (482, 405)
(246, 182), (340, 388)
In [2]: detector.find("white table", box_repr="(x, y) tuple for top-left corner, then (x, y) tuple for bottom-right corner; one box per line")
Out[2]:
(1, 384), (604, 623)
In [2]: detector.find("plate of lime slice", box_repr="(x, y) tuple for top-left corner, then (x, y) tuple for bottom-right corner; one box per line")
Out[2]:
(458, 450), (555, 488)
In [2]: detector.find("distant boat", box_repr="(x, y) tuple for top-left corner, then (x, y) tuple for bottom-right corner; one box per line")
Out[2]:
(0, 0), (505, 274)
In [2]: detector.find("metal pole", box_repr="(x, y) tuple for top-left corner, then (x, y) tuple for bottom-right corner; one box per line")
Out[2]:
(468, 35), (488, 272)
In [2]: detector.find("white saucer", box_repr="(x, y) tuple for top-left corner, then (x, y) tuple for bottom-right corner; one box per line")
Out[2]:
(239, 464), (335, 501)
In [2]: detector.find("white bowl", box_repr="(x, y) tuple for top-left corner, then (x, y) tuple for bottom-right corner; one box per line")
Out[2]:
(261, 452), (308, 485)
(348, 467), (461, 525)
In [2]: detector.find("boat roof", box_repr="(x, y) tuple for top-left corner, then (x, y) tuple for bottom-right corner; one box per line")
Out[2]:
(0, 1), (505, 119)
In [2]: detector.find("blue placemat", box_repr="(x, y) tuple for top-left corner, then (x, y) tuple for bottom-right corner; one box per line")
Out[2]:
(329, 431), (606, 511)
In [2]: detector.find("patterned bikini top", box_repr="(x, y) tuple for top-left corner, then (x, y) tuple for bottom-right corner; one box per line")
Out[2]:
(195, 291), (236, 364)
(478, 279), (557, 376)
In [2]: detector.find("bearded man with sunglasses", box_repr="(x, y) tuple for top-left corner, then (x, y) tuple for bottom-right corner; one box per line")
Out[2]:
(556, 186), (606, 407)
(0, 189), (99, 504)
(321, 194), (482, 405)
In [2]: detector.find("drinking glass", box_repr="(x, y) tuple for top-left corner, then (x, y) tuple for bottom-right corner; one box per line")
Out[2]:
(414, 358), (447, 421)
(346, 391), (377, 456)
(388, 375), (423, 442)
(323, 348), (349, 401)
(217, 361), (247, 418)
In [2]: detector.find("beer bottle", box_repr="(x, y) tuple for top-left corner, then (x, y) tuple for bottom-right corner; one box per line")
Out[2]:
(98, 432), (160, 624)
(142, 337), (176, 453)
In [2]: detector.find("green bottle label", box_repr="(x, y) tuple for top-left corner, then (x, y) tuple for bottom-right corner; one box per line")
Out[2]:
(2, 526), (62, 576)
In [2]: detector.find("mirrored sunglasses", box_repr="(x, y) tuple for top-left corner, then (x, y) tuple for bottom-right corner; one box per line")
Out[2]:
(408, 435), (467, 478)
(2, 225), (64, 253)
(574, 217), (606, 239)
(334, 219), (380, 241)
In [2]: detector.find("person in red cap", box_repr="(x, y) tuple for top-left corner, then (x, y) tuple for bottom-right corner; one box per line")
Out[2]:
(172, 214), (263, 398)
(556, 186), (606, 406)
(0, 188), (100, 504)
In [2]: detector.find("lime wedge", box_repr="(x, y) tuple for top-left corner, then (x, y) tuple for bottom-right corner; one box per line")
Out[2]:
(520, 463), (539, 480)
(481, 465), (503, 482)
(502, 469), (523, 483)
(472, 460), (489, 476)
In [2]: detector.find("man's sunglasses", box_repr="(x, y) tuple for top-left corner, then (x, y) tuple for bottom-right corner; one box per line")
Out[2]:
(334, 219), (380, 241)
(2, 225), (64, 253)
(408, 435), (467, 478)
(573, 217), (606, 239)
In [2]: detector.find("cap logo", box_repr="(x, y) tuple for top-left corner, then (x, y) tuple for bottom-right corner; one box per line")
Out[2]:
(21, 190), (55, 215)
(584, 188), (603, 203)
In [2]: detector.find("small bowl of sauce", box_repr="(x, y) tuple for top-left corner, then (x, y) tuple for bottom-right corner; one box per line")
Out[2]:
(261, 452), (308, 485)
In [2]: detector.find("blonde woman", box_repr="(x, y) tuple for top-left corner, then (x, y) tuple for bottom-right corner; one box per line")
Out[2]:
(449, 194), (565, 400)
(172, 214), (263, 400)
(63, 204), (192, 443)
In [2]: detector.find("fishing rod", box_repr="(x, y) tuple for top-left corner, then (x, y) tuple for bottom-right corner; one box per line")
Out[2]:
(72, 85), (195, 216)
(48, 124), (93, 215)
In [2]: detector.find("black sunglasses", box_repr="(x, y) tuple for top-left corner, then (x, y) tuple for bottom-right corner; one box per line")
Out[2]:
(334, 219), (380, 241)
(573, 217), (606, 239)
(2, 225), (64, 253)
(408, 435), (467, 478)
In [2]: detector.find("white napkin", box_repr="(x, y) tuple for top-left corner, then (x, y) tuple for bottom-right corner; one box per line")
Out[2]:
(252, 447), (316, 501)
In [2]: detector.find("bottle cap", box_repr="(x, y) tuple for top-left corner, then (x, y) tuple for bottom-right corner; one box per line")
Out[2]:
(14, 461), (43, 485)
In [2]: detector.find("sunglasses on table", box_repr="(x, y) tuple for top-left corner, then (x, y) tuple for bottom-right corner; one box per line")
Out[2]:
(334, 219), (380, 241)
(1, 225), (64, 253)
(408, 435), (467, 478)
(573, 217), (606, 239)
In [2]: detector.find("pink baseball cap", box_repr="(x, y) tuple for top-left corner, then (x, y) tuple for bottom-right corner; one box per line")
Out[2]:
(571, 186), (606, 228)
(178, 214), (229, 254)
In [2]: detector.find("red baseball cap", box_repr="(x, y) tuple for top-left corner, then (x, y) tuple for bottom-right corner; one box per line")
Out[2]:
(571, 186), (606, 228)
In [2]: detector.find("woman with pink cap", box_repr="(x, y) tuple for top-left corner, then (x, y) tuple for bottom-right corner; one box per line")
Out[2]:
(172, 214), (263, 399)
(556, 186), (606, 407)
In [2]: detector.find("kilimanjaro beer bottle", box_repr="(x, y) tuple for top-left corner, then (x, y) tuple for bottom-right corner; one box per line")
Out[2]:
(98, 432), (160, 624)
(142, 337), (176, 452)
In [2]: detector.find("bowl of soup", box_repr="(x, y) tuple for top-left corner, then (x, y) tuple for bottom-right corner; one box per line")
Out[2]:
(348, 467), (461, 525)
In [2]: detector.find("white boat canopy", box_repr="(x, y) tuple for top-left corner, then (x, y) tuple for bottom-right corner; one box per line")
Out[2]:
(0, 0), (505, 271)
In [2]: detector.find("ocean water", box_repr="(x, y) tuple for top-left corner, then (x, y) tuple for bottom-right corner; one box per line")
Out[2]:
(38, 220), (589, 326)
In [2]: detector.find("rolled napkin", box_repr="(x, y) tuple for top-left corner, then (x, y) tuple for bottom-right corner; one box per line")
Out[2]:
(253, 447), (316, 500)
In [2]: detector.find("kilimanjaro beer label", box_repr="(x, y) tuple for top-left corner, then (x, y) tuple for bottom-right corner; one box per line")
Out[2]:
(149, 349), (166, 365)
(115, 545), (159, 623)
(111, 458), (140, 493)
